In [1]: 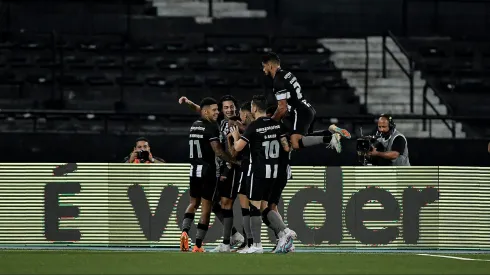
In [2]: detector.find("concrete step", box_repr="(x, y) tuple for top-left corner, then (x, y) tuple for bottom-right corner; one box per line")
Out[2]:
(347, 77), (424, 89)
(397, 121), (466, 138)
(341, 70), (420, 79)
(156, 7), (266, 17)
(333, 60), (408, 70)
(368, 103), (448, 115)
(153, 1), (248, 10)
(318, 37), (402, 53)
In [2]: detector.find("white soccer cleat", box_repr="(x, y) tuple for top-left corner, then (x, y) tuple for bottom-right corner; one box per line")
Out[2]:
(209, 243), (231, 253)
(276, 235), (294, 253)
(246, 244), (264, 254)
(326, 133), (342, 153)
(284, 228), (297, 240)
(237, 246), (250, 254)
(230, 232), (245, 248)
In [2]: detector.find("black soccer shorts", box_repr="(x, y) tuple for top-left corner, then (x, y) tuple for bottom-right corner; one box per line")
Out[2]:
(189, 165), (218, 201)
(268, 164), (292, 205)
(282, 108), (316, 135)
(248, 173), (275, 202)
(218, 166), (241, 200)
(237, 162), (251, 196)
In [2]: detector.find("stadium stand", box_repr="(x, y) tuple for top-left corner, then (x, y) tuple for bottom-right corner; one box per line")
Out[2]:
(0, 29), (363, 134)
(399, 37), (490, 138)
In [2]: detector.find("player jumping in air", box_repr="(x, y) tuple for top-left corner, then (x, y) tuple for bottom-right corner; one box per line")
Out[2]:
(262, 52), (351, 152)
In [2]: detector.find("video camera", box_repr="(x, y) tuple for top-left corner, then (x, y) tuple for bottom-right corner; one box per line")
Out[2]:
(356, 135), (381, 153)
(356, 129), (382, 165)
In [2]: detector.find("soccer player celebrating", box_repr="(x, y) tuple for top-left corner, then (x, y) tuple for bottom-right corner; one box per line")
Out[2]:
(261, 52), (351, 151)
(230, 95), (295, 254)
(181, 97), (239, 252)
(227, 101), (255, 252)
(179, 95), (245, 251)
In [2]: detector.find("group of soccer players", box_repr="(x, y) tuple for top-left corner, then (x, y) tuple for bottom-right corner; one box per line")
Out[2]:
(178, 52), (351, 254)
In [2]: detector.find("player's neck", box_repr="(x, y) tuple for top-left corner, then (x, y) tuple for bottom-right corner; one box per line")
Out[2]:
(271, 66), (280, 78)
(254, 112), (267, 119)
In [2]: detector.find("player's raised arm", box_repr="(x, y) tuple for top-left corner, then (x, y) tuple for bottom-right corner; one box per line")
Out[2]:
(179, 96), (201, 113)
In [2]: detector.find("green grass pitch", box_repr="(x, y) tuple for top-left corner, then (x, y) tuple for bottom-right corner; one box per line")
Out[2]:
(1, 250), (489, 274)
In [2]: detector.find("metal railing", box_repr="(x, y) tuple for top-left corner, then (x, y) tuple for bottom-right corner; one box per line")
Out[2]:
(422, 81), (457, 138)
(382, 31), (415, 113)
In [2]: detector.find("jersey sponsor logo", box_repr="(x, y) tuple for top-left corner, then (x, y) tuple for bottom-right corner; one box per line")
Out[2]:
(190, 126), (206, 131)
(256, 124), (281, 134)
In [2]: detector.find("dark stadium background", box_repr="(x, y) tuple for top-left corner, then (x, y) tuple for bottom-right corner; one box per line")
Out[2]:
(0, 0), (489, 166)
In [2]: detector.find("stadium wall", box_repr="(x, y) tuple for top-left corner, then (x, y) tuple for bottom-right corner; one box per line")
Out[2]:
(1, 164), (489, 250)
(1, 133), (489, 166)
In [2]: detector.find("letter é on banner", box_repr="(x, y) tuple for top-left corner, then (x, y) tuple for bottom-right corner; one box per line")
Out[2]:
(127, 184), (179, 241)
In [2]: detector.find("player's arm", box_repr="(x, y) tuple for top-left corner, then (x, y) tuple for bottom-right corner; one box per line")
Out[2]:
(211, 141), (238, 165)
(231, 123), (252, 152)
(280, 136), (291, 152)
(178, 96), (201, 113)
(271, 80), (289, 121)
(227, 133), (239, 158)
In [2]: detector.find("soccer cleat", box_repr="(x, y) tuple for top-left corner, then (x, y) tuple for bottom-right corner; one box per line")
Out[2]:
(329, 124), (351, 139)
(246, 244), (264, 254)
(237, 246), (250, 254)
(326, 133), (342, 153)
(230, 232), (245, 248)
(180, 232), (189, 252)
(275, 235), (294, 254)
(192, 245), (205, 253)
(270, 240), (278, 253)
(209, 243), (231, 253)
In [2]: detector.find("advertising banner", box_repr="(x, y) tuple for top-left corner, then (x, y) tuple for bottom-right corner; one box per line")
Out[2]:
(0, 164), (489, 250)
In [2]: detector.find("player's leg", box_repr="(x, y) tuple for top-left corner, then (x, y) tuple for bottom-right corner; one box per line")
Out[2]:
(247, 173), (265, 253)
(181, 177), (202, 252)
(192, 175), (218, 252)
(286, 110), (350, 150)
(210, 168), (244, 253)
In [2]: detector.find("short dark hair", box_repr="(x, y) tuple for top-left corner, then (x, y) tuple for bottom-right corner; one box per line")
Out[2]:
(251, 95), (268, 112)
(266, 105), (276, 116)
(262, 52), (280, 65)
(136, 137), (149, 145)
(219, 95), (238, 110)
(240, 101), (252, 112)
(200, 97), (218, 109)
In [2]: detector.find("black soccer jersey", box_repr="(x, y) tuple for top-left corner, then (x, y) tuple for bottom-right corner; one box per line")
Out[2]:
(189, 119), (220, 169)
(273, 69), (314, 112)
(240, 116), (287, 178)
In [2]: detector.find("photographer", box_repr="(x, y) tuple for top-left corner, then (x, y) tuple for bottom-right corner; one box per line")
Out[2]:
(124, 137), (165, 164)
(367, 114), (410, 166)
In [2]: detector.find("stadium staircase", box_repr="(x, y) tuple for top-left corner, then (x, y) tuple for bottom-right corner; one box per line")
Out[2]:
(149, 0), (266, 18)
(318, 37), (466, 138)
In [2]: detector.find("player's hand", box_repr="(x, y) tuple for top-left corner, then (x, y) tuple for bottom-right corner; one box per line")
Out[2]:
(231, 126), (240, 140)
(219, 176), (227, 182)
(178, 96), (188, 104)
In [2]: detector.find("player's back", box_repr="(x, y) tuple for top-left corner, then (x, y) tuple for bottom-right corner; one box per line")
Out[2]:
(248, 116), (286, 178)
(188, 119), (219, 169)
(273, 69), (314, 112)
